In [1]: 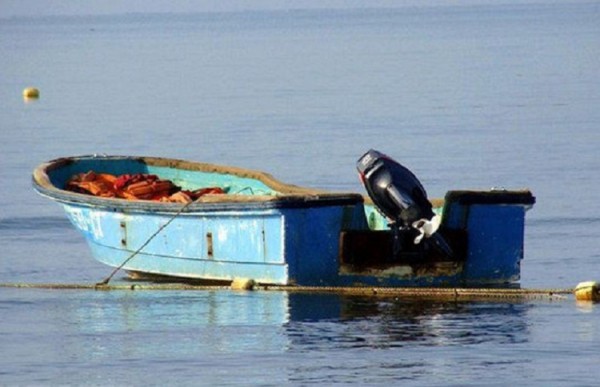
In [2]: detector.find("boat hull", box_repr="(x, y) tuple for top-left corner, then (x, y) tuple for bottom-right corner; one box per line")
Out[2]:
(60, 200), (368, 286)
(33, 155), (535, 287)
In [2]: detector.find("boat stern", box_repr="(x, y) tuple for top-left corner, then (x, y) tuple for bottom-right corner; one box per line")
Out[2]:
(441, 189), (535, 284)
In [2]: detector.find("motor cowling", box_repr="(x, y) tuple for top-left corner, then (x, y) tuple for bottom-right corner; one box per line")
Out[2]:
(357, 149), (434, 227)
(357, 149), (453, 259)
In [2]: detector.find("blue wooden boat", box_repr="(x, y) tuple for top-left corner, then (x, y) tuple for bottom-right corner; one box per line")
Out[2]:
(32, 154), (535, 287)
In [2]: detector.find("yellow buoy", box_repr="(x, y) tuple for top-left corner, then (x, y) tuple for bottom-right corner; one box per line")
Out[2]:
(230, 278), (255, 291)
(574, 281), (599, 302)
(23, 87), (40, 99)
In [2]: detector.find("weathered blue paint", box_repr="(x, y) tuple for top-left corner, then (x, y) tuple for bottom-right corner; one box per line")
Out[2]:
(440, 191), (534, 285)
(62, 203), (291, 284)
(462, 205), (526, 283)
(33, 155), (535, 287)
(283, 204), (369, 286)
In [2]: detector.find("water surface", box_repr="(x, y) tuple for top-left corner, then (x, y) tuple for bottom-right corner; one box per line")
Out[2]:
(1, 2), (599, 385)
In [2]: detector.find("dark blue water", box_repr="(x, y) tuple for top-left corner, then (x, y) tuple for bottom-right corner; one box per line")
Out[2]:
(1, 2), (599, 385)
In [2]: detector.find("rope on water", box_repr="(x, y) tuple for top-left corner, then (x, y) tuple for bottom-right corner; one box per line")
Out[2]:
(259, 285), (574, 301)
(96, 200), (195, 286)
(0, 282), (230, 291)
(0, 282), (575, 301)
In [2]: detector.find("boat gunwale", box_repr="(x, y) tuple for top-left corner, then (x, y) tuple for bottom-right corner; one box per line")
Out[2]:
(32, 155), (366, 212)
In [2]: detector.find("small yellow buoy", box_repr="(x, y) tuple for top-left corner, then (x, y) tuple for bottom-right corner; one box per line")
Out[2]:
(574, 281), (599, 302)
(231, 278), (255, 291)
(23, 87), (40, 100)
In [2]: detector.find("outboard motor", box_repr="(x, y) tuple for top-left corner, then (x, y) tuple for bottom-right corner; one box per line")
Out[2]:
(357, 149), (453, 260)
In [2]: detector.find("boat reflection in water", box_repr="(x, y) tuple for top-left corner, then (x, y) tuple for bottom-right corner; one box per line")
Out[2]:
(71, 290), (530, 353)
(12, 287), (534, 385)
(287, 293), (530, 349)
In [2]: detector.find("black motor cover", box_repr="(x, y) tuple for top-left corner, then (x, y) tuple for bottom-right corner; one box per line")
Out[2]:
(357, 149), (454, 260)
(357, 149), (434, 227)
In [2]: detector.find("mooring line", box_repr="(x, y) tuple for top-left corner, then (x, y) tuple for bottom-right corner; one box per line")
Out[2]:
(0, 282), (575, 301)
(96, 200), (195, 286)
(0, 282), (231, 291)
(260, 285), (574, 300)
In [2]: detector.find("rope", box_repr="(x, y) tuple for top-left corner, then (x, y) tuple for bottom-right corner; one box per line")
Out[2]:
(0, 282), (575, 301)
(259, 285), (574, 300)
(96, 200), (195, 286)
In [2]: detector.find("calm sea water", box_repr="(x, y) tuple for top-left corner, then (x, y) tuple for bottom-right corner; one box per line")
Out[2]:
(1, 2), (600, 385)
